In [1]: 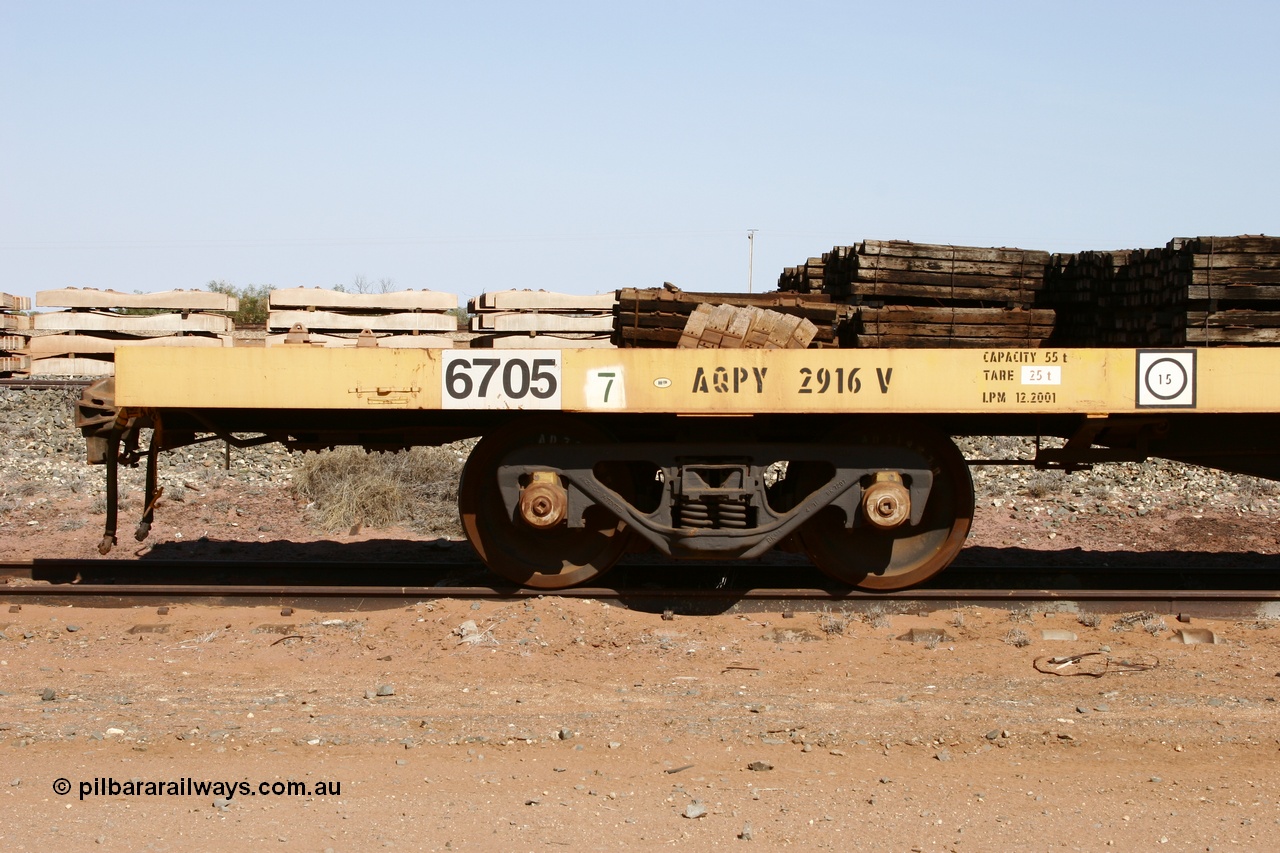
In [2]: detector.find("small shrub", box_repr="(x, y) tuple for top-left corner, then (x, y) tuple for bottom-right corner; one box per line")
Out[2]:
(819, 610), (850, 636)
(862, 604), (891, 629)
(1007, 609), (1034, 624)
(1003, 628), (1031, 648)
(293, 444), (467, 535)
(1022, 471), (1058, 500)
(1111, 611), (1158, 633)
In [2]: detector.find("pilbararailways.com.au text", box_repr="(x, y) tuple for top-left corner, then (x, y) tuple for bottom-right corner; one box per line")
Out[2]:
(54, 777), (342, 801)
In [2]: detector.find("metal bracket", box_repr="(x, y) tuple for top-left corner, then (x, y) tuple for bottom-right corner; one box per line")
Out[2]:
(1035, 416), (1166, 471)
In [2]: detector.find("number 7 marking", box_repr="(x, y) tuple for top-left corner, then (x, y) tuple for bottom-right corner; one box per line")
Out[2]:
(598, 371), (615, 403)
(472, 358), (500, 396)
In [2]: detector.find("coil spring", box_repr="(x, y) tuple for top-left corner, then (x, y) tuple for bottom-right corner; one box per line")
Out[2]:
(676, 499), (751, 529)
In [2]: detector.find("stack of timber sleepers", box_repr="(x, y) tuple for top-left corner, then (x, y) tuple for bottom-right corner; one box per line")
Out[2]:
(266, 288), (457, 348)
(776, 257), (827, 294)
(1174, 235), (1280, 345)
(468, 290), (617, 349)
(30, 288), (236, 376)
(1, 291), (32, 374)
(1041, 250), (1133, 347)
(1043, 236), (1280, 346)
(615, 285), (852, 348)
(801, 240), (1050, 306)
(854, 305), (1055, 348)
(779, 240), (1055, 347)
(1102, 248), (1185, 346)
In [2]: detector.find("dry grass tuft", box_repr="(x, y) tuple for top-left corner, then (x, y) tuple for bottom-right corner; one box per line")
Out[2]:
(1110, 611), (1159, 633)
(1003, 628), (1031, 648)
(818, 610), (851, 636)
(1141, 615), (1168, 636)
(292, 443), (470, 536)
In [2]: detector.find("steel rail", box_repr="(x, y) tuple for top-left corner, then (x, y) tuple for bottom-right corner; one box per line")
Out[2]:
(3, 560), (1278, 616)
(10, 555), (1280, 573)
(2, 583), (1278, 602)
(2, 558), (1280, 584)
(0, 378), (95, 389)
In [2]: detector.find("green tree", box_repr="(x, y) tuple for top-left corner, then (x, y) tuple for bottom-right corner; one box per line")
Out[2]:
(207, 280), (271, 326)
(446, 306), (469, 330)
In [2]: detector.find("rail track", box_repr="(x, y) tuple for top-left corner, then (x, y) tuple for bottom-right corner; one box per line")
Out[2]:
(0, 377), (94, 390)
(3, 559), (1278, 617)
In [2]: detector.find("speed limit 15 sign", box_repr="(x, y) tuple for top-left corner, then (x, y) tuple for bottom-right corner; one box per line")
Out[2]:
(1135, 349), (1196, 409)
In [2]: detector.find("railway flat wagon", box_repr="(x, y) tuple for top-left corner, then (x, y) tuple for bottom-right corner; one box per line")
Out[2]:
(78, 345), (1280, 590)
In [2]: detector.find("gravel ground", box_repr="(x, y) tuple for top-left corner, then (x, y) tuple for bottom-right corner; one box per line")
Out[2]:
(2, 593), (1279, 851)
(4, 386), (1280, 561)
(0, 386), (295, 515)
(3, 388), (1280, 850)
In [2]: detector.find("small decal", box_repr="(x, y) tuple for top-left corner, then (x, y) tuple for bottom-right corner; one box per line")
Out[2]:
(1136, 350), (1196, 408)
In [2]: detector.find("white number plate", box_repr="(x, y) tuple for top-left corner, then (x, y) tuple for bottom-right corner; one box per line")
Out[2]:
(441, 351), (562, 409)
(1020, 366), (1061, 385)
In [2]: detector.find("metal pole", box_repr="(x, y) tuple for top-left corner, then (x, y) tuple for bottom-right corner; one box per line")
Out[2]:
(747, 229), (758, 293)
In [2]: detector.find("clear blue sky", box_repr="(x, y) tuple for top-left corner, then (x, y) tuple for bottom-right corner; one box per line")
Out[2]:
(2, 1), (1277, 304)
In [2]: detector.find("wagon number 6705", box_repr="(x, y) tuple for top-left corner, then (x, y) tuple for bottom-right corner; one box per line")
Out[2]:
(441, 352), (562, 409)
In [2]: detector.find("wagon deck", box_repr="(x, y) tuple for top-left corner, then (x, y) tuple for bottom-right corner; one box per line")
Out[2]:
(110, 345), (1266, 414)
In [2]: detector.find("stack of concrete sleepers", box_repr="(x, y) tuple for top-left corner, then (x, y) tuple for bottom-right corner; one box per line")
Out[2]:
(468, 290), (617, 348)
(266, 288), (458, 348)
(1, 291), (32, 375)
(30, 288), (236, 376)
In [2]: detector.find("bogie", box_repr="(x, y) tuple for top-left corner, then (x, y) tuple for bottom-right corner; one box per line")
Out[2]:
(465, 414), (972, 590)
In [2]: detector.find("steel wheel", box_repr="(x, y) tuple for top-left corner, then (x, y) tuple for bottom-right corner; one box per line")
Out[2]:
(795, 421), (973, 590)
(459, 416), (632, 589)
